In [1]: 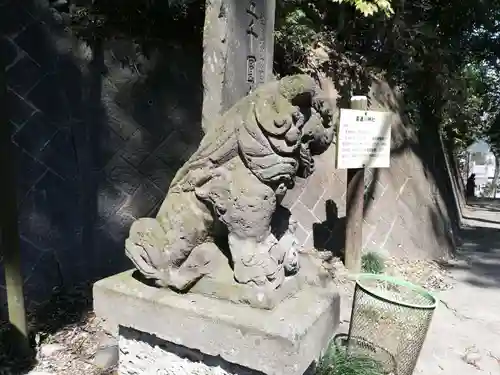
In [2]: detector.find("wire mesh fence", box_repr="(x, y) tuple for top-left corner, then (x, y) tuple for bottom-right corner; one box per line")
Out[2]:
(347, 274), (437, 375)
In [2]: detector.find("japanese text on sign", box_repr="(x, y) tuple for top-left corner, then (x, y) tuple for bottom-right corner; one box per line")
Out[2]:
(335, 109), (392, 169)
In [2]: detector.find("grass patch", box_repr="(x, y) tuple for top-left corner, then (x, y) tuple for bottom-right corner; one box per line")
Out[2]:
(362, 252), (385, 274)
(316, 341), (385, 375)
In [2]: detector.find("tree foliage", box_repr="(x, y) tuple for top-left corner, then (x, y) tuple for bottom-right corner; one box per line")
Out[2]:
(273, 0), (500, 154)
(343, 0), (393, 17)
(443, 64), (495, 150)
(50, 0), (203, 45)
(50, 0), (500, 154)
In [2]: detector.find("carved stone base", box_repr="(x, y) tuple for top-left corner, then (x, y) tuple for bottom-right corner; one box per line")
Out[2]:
(189, 250), (319, 310)
(191, 273), (303, 310)
(119, 326), (264, 374)
(93, 270), (340, 375)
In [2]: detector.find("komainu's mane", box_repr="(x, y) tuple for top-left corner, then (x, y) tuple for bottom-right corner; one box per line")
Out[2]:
(169, 75), (320, 191)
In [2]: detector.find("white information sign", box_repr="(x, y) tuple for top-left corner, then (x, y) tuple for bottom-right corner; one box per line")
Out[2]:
(336, 109), (392, 169)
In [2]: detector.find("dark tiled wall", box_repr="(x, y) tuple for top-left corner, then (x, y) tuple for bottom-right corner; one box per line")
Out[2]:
(0, 0), (203, 311)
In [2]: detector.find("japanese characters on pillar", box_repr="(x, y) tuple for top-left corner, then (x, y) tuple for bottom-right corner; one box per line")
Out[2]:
(221, 0), (276, 111)
(245, 0), (268, 94)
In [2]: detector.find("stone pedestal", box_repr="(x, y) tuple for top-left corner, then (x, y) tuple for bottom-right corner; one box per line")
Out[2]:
(93, 270), (340, 375)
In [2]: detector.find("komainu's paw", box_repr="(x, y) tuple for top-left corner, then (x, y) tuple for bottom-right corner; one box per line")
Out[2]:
(125, 218), (167, 280)
(158, 242), (223, 291)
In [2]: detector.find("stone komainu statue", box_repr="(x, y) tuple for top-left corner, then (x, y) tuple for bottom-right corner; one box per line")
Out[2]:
(125, 74), (337, 292)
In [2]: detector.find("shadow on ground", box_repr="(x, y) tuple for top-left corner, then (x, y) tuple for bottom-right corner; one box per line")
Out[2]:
(461, 216), (500, 225)
(0, 281), (94, 371)
(0, 323), (37, 373)
(438, 200), (500, 289)
(466, 198), (500, 212)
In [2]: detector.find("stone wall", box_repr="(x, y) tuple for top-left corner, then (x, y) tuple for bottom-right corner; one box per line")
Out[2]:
(282, 77), (459, 260)
(0, 0), (459, 314)
(0, 0), (204, 312)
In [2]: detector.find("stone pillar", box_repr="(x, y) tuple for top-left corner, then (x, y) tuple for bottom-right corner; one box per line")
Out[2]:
(201, 0), (276, 132)
(202, 0), (229, 133)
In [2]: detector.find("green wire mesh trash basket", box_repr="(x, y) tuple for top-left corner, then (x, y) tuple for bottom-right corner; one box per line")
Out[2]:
(347, 274), (437, 375)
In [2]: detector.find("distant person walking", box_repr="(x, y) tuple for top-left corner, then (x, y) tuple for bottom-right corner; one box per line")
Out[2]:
(466, 173), (476, 199)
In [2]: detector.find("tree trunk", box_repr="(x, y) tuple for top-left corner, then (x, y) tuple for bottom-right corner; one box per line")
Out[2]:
(491, 155), (500, 198)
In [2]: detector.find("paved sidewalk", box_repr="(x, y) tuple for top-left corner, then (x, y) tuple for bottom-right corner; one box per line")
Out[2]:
(415, 199), (500, 374)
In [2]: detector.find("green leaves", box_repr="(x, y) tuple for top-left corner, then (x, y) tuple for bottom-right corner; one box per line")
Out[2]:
(330, 0), (394, 17)
(361, 252), (386, 274)
(316, 341), (385, 375)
